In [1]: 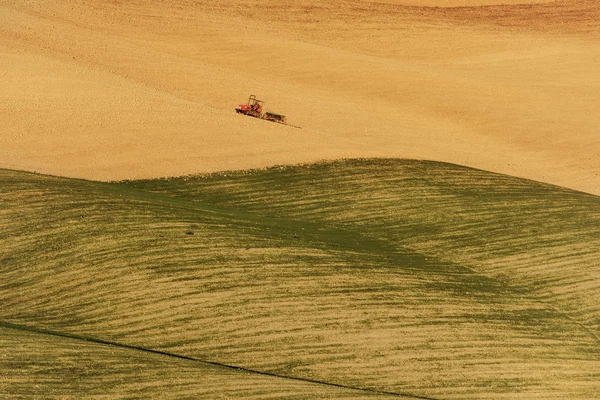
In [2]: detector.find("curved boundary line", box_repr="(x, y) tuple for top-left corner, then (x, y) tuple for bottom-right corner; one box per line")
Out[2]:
(0, 321), (441, 400)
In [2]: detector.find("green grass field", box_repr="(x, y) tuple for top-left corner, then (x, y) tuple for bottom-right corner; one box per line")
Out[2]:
(2, 159), (599, 399)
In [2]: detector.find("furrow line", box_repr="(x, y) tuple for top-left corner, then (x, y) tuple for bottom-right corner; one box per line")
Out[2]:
(0, 321), (441, 400)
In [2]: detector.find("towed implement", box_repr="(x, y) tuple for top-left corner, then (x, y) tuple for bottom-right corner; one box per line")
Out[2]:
(236, 95), (300, 128)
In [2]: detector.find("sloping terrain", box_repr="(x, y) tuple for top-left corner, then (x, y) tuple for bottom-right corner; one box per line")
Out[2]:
(127, 159), (600, 334)
(1, 0), (599, 193)
(2, 159), (600, 399)
(1, 326), (390, 400)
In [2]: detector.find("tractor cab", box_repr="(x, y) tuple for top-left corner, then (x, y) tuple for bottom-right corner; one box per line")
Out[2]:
(236, 95), (264, 118)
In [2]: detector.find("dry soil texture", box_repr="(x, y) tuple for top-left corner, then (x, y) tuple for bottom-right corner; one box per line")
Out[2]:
(1, 0), (599, 193)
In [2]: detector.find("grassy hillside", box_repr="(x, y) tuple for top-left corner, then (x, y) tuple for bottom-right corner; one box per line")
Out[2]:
(2, 159), (600, 399)
(126, 159), (600, 332)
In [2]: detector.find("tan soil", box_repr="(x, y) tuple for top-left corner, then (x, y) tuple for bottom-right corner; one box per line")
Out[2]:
(366, 0), (559, 6)
(1, 0), (599, 194)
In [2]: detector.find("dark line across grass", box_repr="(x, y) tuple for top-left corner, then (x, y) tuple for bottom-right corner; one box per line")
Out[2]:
(0, 321), (436, 400)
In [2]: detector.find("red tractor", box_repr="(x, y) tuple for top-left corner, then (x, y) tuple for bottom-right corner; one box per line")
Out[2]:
(236, 95), (288, 124)
(236, 94), (264, 118)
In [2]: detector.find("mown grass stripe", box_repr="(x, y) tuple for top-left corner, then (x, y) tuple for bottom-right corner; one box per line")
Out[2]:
(122, 159), (600, 336)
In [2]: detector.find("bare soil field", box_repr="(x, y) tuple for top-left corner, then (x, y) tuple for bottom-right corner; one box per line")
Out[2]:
(371, 1), (556, 5)
(1, 0), (599, 193)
